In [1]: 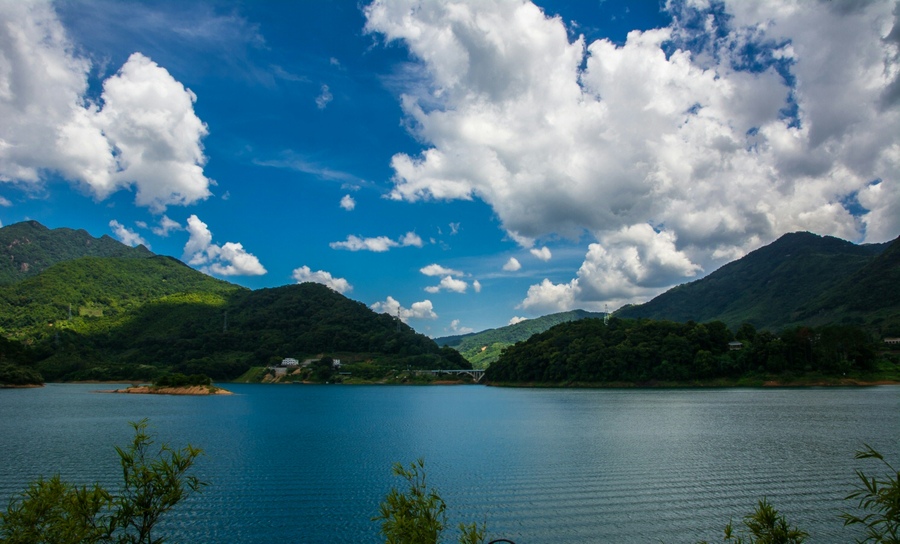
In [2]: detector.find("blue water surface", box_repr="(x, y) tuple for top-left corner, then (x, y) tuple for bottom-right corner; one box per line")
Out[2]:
(1, 383), (898, 543)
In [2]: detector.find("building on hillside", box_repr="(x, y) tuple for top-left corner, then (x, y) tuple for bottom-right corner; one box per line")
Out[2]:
(884, 338), (900, 346)
(728, 341), (744, 351)
(281, 358), (299, 367)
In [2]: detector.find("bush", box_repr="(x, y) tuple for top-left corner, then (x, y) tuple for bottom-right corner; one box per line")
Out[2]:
(0, 420), (205, 544)
(0, 364), (43, 386)
(374, 459), (486, 544)
(842, 445), (900, 543)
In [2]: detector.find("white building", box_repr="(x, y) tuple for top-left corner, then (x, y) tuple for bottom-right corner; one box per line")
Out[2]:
(281, 358), (299, 367)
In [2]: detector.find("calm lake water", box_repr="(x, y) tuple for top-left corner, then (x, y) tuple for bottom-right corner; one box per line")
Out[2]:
(1, 383), (898, 543)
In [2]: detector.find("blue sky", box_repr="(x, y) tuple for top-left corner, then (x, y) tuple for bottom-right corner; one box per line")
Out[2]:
(1, 1), (898, 337)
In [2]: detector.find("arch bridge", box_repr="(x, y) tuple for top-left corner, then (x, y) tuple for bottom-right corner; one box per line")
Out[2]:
(416, 369), (485, 383)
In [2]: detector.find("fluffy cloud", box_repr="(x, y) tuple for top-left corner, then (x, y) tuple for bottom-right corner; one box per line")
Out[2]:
(449, 319), (474, 334)
(370, 296), (438, 321)
(109, 220), (149, 248)
(530, 246), (552, 262)
(330, 231), (423, 251)
(420, 263), (463, 276)
(340, 194), (356, 210)
(425, 275), (469, 294)
(502, 257), (521, 272)
(292, 266), (352, 294)
(508, 316), (528, 325)
(152, 215), (182, 236)
(182, 214), (266, 276)
(400, 231), (424, 247)
(0, 4), (212, 211)
(521, 225), (701, 313)
(365, 0), (900, 310)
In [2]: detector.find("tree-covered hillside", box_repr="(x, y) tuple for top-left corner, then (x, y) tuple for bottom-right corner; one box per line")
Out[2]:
(0, 255), (242, 333)
(615, 232), (896, 332)
(435, 310), (605, 368)
(484, 317), (884, 385)
(795, 235), (900, 330)
(0, 221), (152, 285)
(1, 261), (467, 382)
(0, 221), (469, 384)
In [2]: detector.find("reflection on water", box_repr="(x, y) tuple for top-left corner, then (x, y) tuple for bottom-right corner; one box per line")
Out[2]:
(1, 384), (897, 543)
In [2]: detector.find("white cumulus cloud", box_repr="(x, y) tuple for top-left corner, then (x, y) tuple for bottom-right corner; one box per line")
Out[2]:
(420, 263), (463, 277)
(509, 316), (529, 325)
(365, 0), (900, 310)
(152, 215), (182, 237)
(182, 214), (266, 276)
(371, 296), (438, 322)
(292, 265), (352, 294)
(502, 257), (522, 272)
(0, 3), (212, 211)
(340, 194), (356, 210)
(425, 275), (469, 294)
(109, 220), (149, 249)
(530, 246), (552, 261)
(449, 319), (474, 334)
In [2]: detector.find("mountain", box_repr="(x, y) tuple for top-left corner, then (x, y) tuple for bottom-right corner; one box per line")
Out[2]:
(0, 255), (243, 333)
(434, 309), (605, 368)
(796, 235), (900, 325)
(615, 232), (897, 332)
(0, 220), (152, 285)
(0, 222), (466, 383)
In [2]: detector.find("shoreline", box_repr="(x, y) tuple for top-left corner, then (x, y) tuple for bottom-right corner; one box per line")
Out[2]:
(484, 377), (900, 388)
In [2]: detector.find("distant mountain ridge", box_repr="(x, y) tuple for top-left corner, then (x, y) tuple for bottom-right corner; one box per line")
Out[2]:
(435, 309), (605, 368)
(615, 231), (899, 333)
(0, 220), (152, 285)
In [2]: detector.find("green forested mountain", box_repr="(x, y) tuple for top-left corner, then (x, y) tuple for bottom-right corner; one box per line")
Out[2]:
(615, 232), (898, 333)
(796, 236), (900, 327)
(434, 310), (604, 368)
(0, 222), (468, 384)
(32, 280), (465, 382)
(0, 255), (242, 331)
(0, 220), (152, 285)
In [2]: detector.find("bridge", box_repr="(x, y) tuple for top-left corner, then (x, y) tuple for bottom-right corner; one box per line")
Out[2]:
(416, 369), (485, 383)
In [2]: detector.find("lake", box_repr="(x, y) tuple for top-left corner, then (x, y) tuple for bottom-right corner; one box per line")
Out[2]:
(1, 384), (898, 543)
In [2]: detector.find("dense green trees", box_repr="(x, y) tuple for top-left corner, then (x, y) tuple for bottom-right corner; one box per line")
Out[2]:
(485, 318), (880, 385)
(152, 373), (211, 387)
(0, 420), (204, 544)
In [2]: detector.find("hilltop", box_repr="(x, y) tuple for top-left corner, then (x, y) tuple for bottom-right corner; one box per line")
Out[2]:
(0, 220), (152, 285)
(615, 232), (899, 334)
